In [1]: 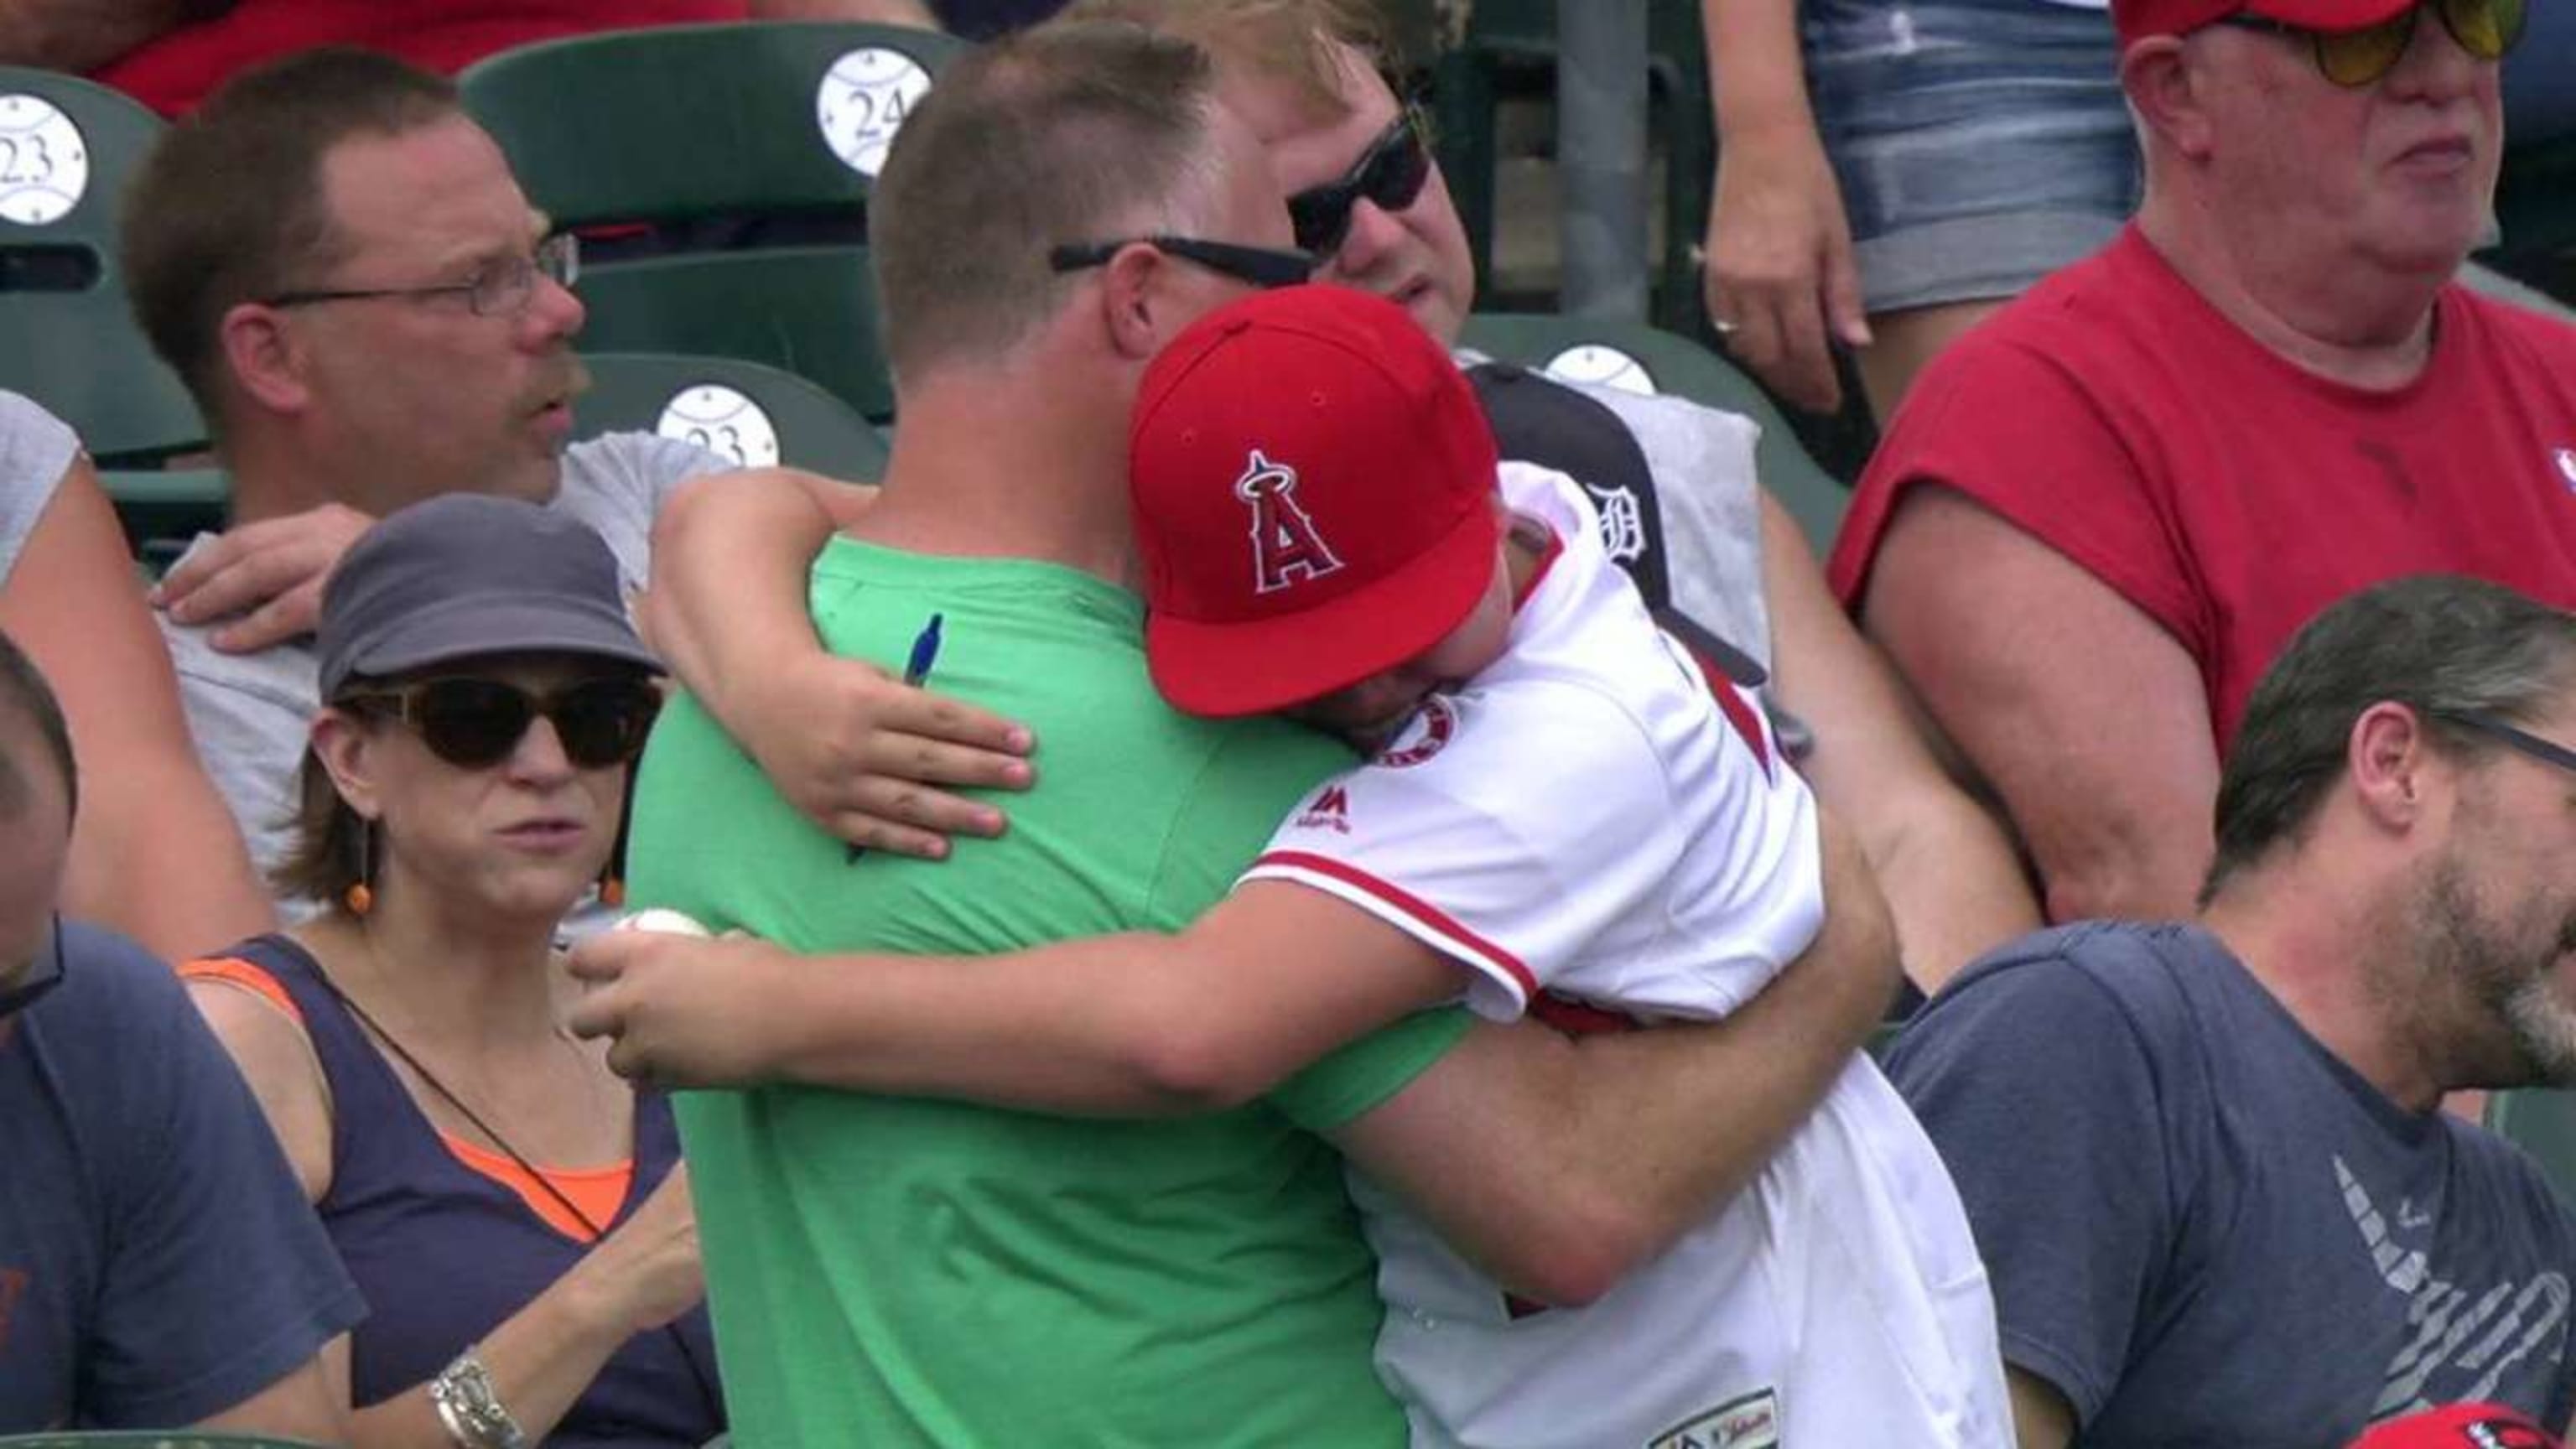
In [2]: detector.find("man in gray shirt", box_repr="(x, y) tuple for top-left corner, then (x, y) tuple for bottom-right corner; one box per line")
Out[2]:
(117, 48), (1025, 901)
(1888, 574), (2576, 1445)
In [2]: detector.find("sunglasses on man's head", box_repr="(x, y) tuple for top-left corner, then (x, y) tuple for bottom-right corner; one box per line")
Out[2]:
(1287, 107), (1434, 257)
(342, 676), (662, 771)
(2212, 0), (2524, 87)
(0, 914), (65, 1023)
(1048, 236), (1319, 291)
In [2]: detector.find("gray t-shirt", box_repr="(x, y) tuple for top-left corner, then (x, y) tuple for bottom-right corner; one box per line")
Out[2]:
(1886, 921), (2576, 1443)
(0, 390), (78, 587)
(161, 431), (732, 907)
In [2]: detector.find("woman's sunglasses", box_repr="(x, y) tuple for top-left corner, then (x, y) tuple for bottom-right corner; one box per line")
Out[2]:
(342, 676), (662, 771)
(2215, 0), (2524, 87)
(1288, 107), (1434, 257)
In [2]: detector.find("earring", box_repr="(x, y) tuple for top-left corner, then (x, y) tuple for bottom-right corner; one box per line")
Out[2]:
(344, 816), (376, 917)
(599, 865), (626, 910)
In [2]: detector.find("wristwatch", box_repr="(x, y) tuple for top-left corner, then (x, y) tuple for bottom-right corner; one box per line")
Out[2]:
(428, 1346), (529, 1449)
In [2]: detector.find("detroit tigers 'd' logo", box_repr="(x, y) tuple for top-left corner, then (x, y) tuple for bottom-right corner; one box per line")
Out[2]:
(1236, 449), (1345, 595)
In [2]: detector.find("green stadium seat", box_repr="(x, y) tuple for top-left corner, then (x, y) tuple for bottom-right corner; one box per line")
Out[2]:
(99, 464), (226, 569)
(2485, 1089), (2576, 1212)
(1461, 311), (1850, 557)
(2487, 134), (2576, 302)
(460, 21), (968, 228)
(1431, 0), (1713, 331)
(579, 351), (889, 480)
(0, 66), (205, 462)
(570, 247), (894, 423)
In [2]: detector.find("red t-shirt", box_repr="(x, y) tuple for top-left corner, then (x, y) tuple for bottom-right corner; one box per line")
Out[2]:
(96, 0), (746, 116)
(1828, 225), (2576, 749)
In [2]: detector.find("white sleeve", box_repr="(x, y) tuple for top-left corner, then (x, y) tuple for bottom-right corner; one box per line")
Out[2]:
(1241, 681), (1686, 1020)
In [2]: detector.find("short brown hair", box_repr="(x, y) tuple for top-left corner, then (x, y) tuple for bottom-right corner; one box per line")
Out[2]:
(868, 21), (1225, 381)
(122, 47), (461, 438)
(1062, 0), (1394, 119)
(271, 735), (373, 911)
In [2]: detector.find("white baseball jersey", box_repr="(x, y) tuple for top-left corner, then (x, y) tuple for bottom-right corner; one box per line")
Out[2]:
(1244, 464), (2012, 1448)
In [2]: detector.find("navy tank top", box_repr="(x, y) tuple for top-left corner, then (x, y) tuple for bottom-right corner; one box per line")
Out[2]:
(216, 934), (723, 1446)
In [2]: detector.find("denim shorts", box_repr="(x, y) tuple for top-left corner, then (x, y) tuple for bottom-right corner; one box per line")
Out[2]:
(1803, 0), (2142, 314)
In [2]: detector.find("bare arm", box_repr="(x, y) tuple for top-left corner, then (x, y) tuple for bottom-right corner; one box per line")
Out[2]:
(1701, 0), (1868, 413)
(642, 467), (1034, 858)
(190, 980), (702, 1449)
(1758, 493), (2038, 990)
(569, 880), (1462, 1112)
(1861, 488), (2219, 923)
(3, 460), (273, 960)
(1328, 808), (1900, 1306)
(2007, 1367), (2076, 1449)
(0, 0), (191, 70)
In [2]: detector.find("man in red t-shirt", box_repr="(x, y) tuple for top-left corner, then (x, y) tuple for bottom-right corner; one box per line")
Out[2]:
(0, 0), (938, 117)
(1827, 0), (2576, 926)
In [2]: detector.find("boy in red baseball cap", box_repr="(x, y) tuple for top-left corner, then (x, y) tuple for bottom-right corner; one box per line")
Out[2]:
(1110, 283), (2008, 1445)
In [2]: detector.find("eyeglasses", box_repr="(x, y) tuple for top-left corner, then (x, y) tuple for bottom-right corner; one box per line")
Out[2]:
(2211, 0), (2524, 87)
(340, 676), (661, 771)
(1048, 236), (1319, 291)
(1287, 108), (1433, 257)
(264, 232), (581, 318)
(2438, 708), (2576, 781)
(0, 913), (65, 1022)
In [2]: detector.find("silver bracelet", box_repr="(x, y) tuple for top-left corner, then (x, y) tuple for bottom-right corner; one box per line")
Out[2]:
(428, 1345), (529, 1449)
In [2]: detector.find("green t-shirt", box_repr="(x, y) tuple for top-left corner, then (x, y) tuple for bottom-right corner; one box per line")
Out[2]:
(628, 538), (1471, 1447)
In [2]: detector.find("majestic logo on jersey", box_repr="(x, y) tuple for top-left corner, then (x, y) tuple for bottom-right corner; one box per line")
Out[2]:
(2555, 447), (2576, 493)
(1649, 1388), (1779, 1449)
(1235, 449), (1344, 595)
(1583, 483), (1648, 564)
(2339, 1156), (2573, 1420)
(1374, 696), (1459, 769)
(1292, 784), (1353, 834)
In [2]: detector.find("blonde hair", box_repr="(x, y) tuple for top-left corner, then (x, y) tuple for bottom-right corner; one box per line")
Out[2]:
(1060, 0), (1395, 120)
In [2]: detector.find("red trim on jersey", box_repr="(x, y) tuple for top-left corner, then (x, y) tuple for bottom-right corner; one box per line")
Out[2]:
(1253, 849), (1539, 1000)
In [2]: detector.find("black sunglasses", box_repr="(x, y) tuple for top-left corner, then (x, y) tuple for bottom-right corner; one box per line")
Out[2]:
(2212, 0), (2524, 86)
(0, 913), (65, 1022)
(1049, 236), (1319, 291)
(1287, 108), (1433, 257)
(342, 676), (662, 771)
(2441, 708), (2576, 781)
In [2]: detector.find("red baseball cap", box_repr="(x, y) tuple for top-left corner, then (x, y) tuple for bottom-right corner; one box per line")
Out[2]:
(2113, 0), (2413, 46)
(1131, 284), (1503, 718)
(2348, 1404), (2563, 1448)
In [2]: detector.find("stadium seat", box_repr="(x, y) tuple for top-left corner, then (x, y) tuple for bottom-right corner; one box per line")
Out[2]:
(580, 351), (889, 480)
(1432, 0), (1712, 331)
(0, 66), (205, 462)
(100, 464), (226, 569)
(570, 247), (894, 423)
(2485, 1090), (2576, 1211)
(459, 21), (969, 228)
(2487, 135), (2576, 303)
(1461, 311), (1850, 557)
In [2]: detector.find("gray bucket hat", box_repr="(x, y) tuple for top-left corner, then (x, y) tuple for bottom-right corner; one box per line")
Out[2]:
(315, 494), (662, 699)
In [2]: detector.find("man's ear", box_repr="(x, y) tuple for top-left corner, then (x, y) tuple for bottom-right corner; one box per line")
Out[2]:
(310, 709), (383, 823)
(219, 301), (315, 416)
(2124, 35), (2220, 162)
(1095, 242), (1179, 362)
(2349, 701), (2438, 833)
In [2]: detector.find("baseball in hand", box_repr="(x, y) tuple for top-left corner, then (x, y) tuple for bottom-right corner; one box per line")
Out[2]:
(615, 908), (714, 938)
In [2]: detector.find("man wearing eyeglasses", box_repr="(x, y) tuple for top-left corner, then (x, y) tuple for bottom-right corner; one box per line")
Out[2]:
(1882, 573), (2576, 1445)
(117, 47), (1031, 913)
(0, 630), (362, 1436)
(1826, 0), (2576, 935)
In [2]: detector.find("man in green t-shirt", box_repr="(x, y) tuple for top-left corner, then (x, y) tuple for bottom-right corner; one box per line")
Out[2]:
(592, 21), (1900, 1448)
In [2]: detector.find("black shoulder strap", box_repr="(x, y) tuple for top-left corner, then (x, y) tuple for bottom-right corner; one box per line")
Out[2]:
(1467, 361), (1765, 688)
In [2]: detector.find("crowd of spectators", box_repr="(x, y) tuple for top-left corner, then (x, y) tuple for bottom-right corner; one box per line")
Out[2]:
(4, 0), (2576, 1443)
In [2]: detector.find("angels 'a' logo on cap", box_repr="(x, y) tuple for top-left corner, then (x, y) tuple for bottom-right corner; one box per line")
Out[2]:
(1236, 449), (1345, 595)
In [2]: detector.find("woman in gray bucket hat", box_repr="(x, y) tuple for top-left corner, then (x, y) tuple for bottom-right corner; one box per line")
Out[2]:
(176, 494), (723, 1448)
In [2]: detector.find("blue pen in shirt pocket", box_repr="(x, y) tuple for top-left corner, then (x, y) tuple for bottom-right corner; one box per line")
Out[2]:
(847, 611), (944, 863)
